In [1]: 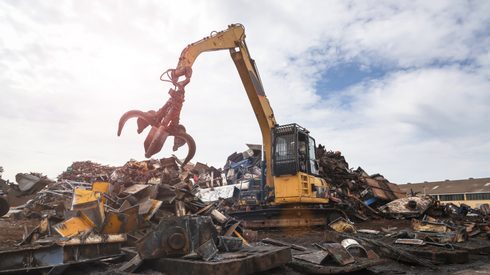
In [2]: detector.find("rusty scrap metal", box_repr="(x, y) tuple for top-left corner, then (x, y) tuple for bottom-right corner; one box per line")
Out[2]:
(290, 253), (385, 275)
(340, 238), (368, 258)
(217, 236), (243, 252)
(0, 172), (54, 217)
(0, 196), (8, 217)
(329, 217), (356, 233)
(341, 234), (437, 269)
(357, 229), (380, 235)
(136, 215), (218, 260)
(293, 250), (330, 265)
(119, 254), (143, 273)
(379, 196), (435, 218)
(0, 234), (125, 273)
(150, 245), (292, 275)
(314, 145), (406, 219)
(261, 238), (308, 251)
(314, 243), (355, 266)
(394, 238), (425, 245)
(196, 238), (219, 261)
(58, 161), (116, 183)
(411, 218), (452, 233)
(14, 173), (53, 196)
(413, 230), (468, 244)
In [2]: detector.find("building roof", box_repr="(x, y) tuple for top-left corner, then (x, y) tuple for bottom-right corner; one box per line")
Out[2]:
(398, 177), (490, 195)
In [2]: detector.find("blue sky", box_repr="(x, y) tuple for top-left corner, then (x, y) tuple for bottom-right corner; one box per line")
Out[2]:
(316, 62), (388, 99)
(0, 0), (489, 184)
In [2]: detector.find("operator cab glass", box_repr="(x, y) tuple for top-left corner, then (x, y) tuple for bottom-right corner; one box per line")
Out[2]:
(308, 136), (319, 175)
(272, 124), (319, 176)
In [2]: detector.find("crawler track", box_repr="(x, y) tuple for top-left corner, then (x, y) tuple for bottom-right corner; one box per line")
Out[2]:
(229, 207), (348, 229)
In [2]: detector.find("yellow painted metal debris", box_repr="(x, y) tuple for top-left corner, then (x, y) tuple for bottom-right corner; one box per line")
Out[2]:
(53, 216), (94, 238)
(329, 217), (356, 233)
(101, 205), (140, 234)
(71, 188), (106, 229)
(92, 181), (110, 202)
(144, 199), (163, 221)
(411, 219), (449, 233)
(72, 188), (100, 209)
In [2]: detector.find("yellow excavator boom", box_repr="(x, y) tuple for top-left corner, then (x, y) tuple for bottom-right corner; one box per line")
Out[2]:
(173, 24), (277, 189)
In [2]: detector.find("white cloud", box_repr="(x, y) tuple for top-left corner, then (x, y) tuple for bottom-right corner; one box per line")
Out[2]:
(0, 0), (489, 184)
(309, 66), (490, 182)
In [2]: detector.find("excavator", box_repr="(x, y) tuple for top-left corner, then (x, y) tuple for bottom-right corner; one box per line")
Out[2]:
(118, 24), (346, 228)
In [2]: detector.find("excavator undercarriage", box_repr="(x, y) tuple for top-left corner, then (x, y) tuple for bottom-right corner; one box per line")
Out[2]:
(230, 207), (348, 229)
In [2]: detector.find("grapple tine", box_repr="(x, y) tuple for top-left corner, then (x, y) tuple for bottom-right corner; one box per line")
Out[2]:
(172, 131), (196, 167)
(118, 110), (156, 136)
(145, 126), (170, 158)
(137, 110), (157, 134)
(144, 126), (158, 153)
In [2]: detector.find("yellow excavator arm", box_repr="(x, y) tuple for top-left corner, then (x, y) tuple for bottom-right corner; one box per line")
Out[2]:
(172, 24), (277, 188)
(119, 23), (330, 206)
(167, 24), (331, 205)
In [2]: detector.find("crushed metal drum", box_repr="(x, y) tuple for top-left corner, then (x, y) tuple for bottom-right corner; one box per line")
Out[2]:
(196, 239), (218, 261)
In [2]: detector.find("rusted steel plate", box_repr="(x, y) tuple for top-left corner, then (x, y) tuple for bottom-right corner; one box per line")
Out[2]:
(123, 184), (149, 195)
(196, 239), (218, 261)
(317, 243), (355, 266)
(150, 246), (291, 275)
(364, 178), (404, 201)
(400, 246), (469, 264)
(289, 257), (386, 274)
(293, 250), (329, 265)
(394, 238), (425, 245)
(0, 235), (124, 273)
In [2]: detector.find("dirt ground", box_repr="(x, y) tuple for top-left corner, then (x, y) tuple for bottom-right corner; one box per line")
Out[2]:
(0, 217), (39, 249)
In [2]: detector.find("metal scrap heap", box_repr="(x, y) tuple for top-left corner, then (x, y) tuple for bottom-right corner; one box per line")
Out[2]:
(0, 146), (489, 274)
(57, 161), (117, 183)
(0, 157), (286, 274)
(315, 144), (405, 219)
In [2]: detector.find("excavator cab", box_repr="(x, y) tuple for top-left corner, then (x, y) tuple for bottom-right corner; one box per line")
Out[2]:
(271, 124), (328, 204)
(272, 123), (319, 177)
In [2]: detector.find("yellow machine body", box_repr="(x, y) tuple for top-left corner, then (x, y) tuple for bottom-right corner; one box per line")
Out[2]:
(273, 172), (329, 204)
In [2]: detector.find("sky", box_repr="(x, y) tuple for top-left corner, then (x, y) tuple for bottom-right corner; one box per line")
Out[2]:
(1, 0), (489, 184)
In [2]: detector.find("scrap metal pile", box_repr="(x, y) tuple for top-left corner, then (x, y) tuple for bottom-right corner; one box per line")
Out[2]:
(0, 157), (274, 274)
(315, 144), (406, 220)
(215, 144), (408, 217)
(0, 149), (489, 274)
(222, 144), (262, 187)
(57, 160), (117, 183)
(0, 172), (54, 217)
(326, 200), (490, 268)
